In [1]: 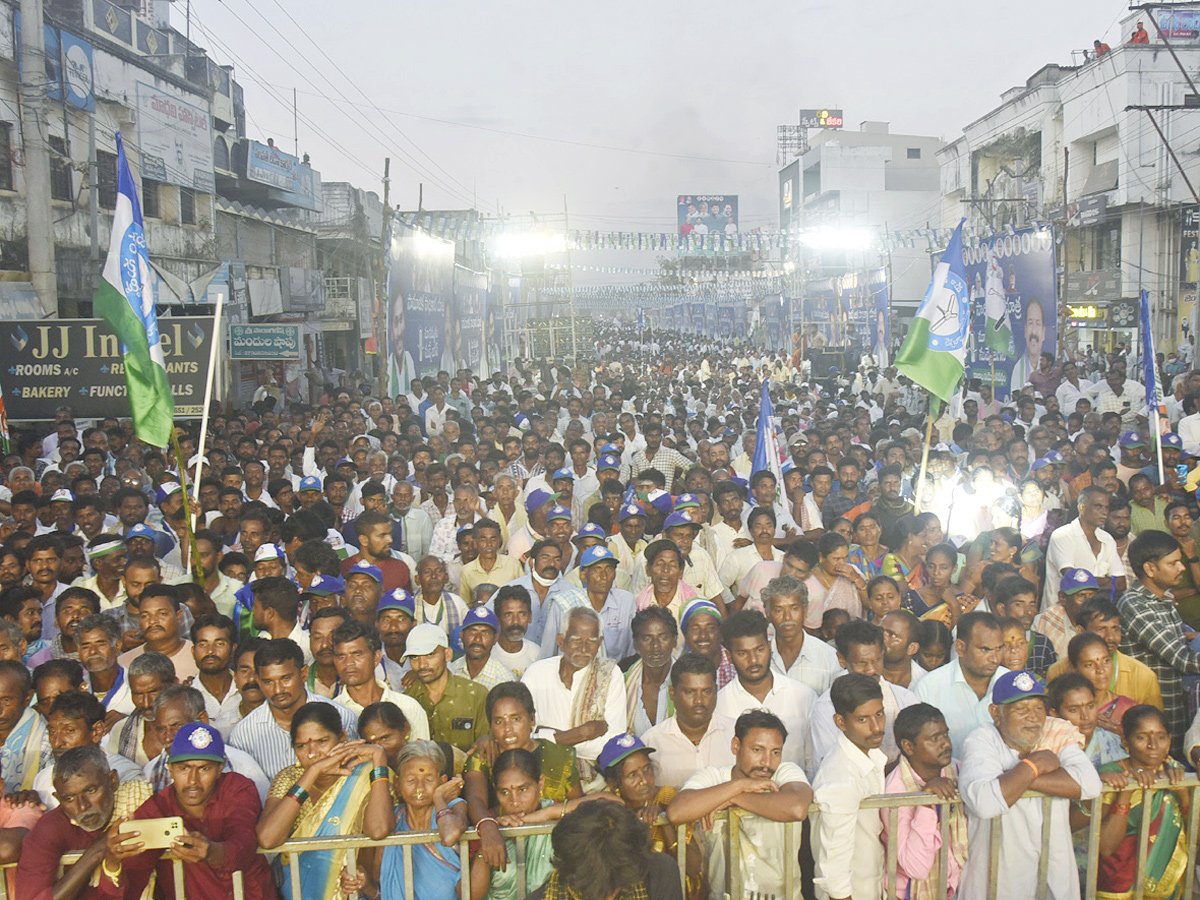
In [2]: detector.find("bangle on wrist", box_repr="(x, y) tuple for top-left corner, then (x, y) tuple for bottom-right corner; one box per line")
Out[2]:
(371, 765), (391, 783)
(1021, 757), (1040, 779)
(435, 806), (453, 820)
(476, 816), (499, 831)
(1110, 802), (1133, 816)
(101, 857), (121, 880)
(286, 784), (310, 805)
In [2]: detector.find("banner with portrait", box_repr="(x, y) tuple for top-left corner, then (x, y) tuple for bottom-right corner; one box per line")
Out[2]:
(454, 266), (487, 376)
(384, 224), (455, 398)
(962, 226), (1057, 401)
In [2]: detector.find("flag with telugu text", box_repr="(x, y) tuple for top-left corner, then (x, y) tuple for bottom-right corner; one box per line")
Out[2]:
(93, 132), (174, 448)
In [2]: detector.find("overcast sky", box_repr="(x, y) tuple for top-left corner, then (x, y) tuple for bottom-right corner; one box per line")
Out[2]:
(181, 0), (1130, 282)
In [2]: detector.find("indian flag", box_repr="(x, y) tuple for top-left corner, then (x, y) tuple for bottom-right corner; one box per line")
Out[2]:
(894, 218), (970, 403)
(93, 133), (174, 448)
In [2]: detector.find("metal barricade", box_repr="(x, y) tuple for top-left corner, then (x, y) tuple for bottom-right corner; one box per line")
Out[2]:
(17, 776), (1200, 900)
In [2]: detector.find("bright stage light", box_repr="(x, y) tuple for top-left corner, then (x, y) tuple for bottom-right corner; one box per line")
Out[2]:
(489, 232), (568, 259)
(797, 227), (876, 251)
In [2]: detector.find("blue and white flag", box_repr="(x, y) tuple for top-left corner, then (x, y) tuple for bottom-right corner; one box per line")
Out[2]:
(93, 132), (174, 447)
(1140, 289), (1167, 423)
(636, 307), (645, 331)
(751, 380), (785, 500)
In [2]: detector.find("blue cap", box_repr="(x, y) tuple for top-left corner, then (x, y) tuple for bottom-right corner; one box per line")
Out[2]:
(125, 523), (158, 542)
(299, 475), (322, 492)
(1045, 450), (1066, 465)
(461, 605), (500, 631)
(619, 502), (647, 522)
(991, 669), (1046, 705)
(597, 732), (655, 773)
(600, 442), (620, 454)
(579, 545), (617, 568)
(573, 523), (607, 543)
(664, 510), (701, 531)
(155, 482), (182, 504)
(551, 467), (574, 482)
(780, 459), (797, 475)
(346, 560), (382, 583)
(1163, 433), (1183, 449)
(336, 457), (355, 468)
(674, 493), (701, 510)
(597, 454), (620, 471)
(307, 574), (345, 596)
(645, 489), (673, 515)
(1030, 456), (1052, 471)
(525, 488), (558, 513)
(1119, 430), (1145, 449)
(546, 504), (573, 522)
(168, 722), (225, 764)
(1059, 568), (1099, 594)
(379, 588), (416, 616)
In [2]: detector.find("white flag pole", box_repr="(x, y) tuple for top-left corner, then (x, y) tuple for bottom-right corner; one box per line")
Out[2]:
(191, 290), (224, 505)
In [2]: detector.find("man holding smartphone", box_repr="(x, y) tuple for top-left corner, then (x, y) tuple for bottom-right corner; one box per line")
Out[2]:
(98, 722), (278, 899)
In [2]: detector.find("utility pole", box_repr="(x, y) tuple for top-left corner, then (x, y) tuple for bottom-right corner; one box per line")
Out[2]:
(20, 0), (58, 317)
(564, 195), (577, 362)
(376, 157), (390, 398)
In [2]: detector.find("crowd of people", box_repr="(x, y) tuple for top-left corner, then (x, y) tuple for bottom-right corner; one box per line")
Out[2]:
(4, 324), (1200, 900)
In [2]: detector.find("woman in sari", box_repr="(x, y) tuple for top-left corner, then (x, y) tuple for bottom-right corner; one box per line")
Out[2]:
(1097, 706), (1189, 899)
(256, 702), (394, 900)
(1068, 632), (1137, 735)
(636, 540), (698, 617)
(881, 516), (929, 594)
(465, 681), (582, 871)
(467, 749), (556, 900)
(845, 511), (888, 579)
(907, 542), (968, 626)
(341, 741), (469, 900)
(804, 532), (866, 626)
(957, 526), (1023, 599)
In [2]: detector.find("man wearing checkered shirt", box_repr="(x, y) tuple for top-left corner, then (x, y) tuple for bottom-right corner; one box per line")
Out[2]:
(629, 423), (689, 493)
(1117, 529), (1200, 754)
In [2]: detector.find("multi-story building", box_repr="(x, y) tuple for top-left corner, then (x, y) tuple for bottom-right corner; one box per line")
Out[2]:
(939, 12), (1200, 352)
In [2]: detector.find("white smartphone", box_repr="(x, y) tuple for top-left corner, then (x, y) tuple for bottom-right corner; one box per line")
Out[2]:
(119, 816), (185, 850)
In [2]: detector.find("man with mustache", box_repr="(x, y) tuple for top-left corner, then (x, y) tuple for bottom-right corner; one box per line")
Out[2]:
(714, 610), (816, 772)
(190, 614), (240, 737)
(15, 746), (151, 900)
(118, 585), (199, 682)
(958, 670), (1102, 900)
(812, 673), (889, 900)
(404, 623), (488, 751)
(449, 606), (516, 689)
(501, 539), (572, 644)
(668, 709), (811, 900)
(488, 585), (540, 678)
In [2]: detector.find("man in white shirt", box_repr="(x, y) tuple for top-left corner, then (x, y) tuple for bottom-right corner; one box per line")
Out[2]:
(714, 610), (817, 774)
(958, 670), (1102, 900)
(668, 708), (812, 900)
(520, 606), (625, 767)
(763, 575), (840, 695)
(643, 653), (736, 789)
(811, 673), (888, 900)
(809, 619), (917, 771)
(1041, 487), (1126, 610)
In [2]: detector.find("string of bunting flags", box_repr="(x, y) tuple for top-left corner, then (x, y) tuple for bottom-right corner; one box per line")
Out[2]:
(391, 211), (1061, 255)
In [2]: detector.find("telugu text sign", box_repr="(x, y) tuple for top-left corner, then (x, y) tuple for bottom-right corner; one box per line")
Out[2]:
(135, 81), (214, 191)
(228, 324), (301, 360)
(0, 318), (213, 420)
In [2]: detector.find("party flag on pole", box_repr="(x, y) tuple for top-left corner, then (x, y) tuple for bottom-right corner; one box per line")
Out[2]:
(93, 132), (174, 448)
(894, 218), (970, 402)
(751, 380), (785, 501)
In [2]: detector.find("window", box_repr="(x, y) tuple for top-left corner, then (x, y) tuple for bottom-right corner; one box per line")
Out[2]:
(96, 150), (117, 210)
(0, 123), (13, 191)
(49, 136), (72, 201)
(141, 179), (159, 219)
(906, 148), (921, 159)
(180, 187), (196, 225)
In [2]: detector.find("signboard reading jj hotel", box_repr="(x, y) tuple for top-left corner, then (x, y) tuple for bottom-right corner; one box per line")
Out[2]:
(0, 318), (213, 420)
